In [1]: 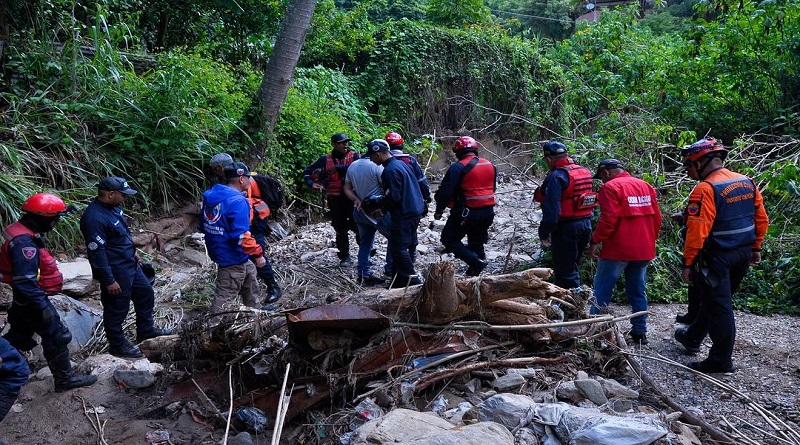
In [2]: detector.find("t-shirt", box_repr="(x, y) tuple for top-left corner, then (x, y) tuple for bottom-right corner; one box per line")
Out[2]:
(345, 158), (384, 200)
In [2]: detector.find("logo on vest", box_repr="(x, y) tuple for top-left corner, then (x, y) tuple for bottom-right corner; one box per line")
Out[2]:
(22, 247), (37, 260)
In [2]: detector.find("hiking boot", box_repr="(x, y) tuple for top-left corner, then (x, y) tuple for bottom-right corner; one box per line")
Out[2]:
(357, 274), (385, 286)
(55, 374), (98, 393)
(109, 343), (144, 359)
(675, 313), (694, 324)
(339, 256), (354, 267)
(388, 275), (422, 288)
(136, 328), (173, 343)
(264, 287), (283, 304)
(465, 259), (488, 277)
(630, 333), (648, 345)
(674, 327), (701, 354)
(687, 360), (736, 374)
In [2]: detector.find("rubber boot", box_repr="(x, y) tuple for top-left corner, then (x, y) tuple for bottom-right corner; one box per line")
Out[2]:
(49, 349), (97, 393)
(258, 259), (283, 304)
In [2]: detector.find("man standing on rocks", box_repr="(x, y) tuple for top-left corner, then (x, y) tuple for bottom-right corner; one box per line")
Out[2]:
(202, 162), (265, 313)
(587, 159), (661, 345)
(365, 139), (425, 288)
(674, 137), (768, 373)
(2, 193), (96, 392)
(81, 177), (172, 359)
(533, 141), (595, 289)
(433, 136), (497, 276)
(302, 133), (360, 267)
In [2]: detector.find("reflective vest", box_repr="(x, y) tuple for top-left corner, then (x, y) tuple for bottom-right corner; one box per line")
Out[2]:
(452, 155), (496, 208)
(559, 163), (596, 218)
(708, 176), (757, 250)
(0, 222), (63, 294)
(324, 150), (356, 197)
(246, 181), (270, 222)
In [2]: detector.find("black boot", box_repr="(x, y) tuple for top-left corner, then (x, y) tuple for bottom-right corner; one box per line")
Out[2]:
(49, 350), (97, 393)
(465, 259), (488, 277)
(258, 262), (283, 304)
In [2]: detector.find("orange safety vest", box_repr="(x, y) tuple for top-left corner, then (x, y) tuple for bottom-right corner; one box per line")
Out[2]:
(247, 180), (270, 222)
(0, 221), (64, 294)
(451, 155), (496, 208)
(324, 150), (356, 196)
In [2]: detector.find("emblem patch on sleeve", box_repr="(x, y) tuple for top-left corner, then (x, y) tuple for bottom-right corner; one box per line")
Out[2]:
(22, 247), (37, 260)
(686, 201), (701, 216)
(88, 242), (99, 251)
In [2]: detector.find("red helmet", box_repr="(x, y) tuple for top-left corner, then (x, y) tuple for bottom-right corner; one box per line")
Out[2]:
(453, 136), (479, 152)
(385, 132), (404, 146)
(681, 137), (728, 164)
(22, 193), (67, 217)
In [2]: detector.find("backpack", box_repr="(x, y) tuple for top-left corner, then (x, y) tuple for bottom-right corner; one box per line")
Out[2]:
(253, 173), (286, 211)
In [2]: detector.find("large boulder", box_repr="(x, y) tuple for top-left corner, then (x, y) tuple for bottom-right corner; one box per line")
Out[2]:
(58, 259), (97, 297)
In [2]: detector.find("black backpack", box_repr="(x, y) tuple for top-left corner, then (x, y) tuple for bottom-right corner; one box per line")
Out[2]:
(253, 173), (286, 211)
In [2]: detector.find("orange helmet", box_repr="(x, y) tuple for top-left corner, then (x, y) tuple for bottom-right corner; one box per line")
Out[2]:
(385, 132), (404, 146)
(453, 136), (479, 152)
(21, 193), (67, 217)
(681, 137), (728, 164)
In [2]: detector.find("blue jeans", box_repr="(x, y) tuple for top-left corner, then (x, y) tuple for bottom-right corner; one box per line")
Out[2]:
(591, 259), (650, 335)
(353, 209), (392, 277)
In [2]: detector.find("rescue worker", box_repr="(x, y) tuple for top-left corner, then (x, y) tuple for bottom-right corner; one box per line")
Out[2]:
(433, 136), (497, 276)
(80, 177), (172, 359)
(302, 133), (360, 266)
(587, 159), (662, 345)
(0, 337), (29, 420)
(365, 139), (425, 288)
(202, 162), (266, 313)
(343, 156), (392, 286)
(671, 209), (701, 325)
(2, 193), (96, 392)
(386, 132), (431, 263)
(533, 141), (595, 289)
(673, 137), (769, 373)
(208, 153), (282, 306)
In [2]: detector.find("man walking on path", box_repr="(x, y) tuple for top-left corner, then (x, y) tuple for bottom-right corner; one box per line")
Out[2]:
(533, 141), (596, 289)
(434, 136), (497, 276)
(81, 178), (171, 359)
(673, 137), (769, 373)
(302, 133), (360, 266)
(587, 159), (662, 345)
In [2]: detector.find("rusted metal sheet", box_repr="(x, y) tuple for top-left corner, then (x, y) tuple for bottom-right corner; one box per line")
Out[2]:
(286, 304), (392, 349)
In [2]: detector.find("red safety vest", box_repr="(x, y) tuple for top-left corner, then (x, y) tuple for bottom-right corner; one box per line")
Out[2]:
(0, 222), (64, 294)
(452, 155), (496, 208)
(324, 150), (356, 197)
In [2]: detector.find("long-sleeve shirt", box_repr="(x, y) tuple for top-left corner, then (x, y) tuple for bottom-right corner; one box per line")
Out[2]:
(381, 157), (425, 219)
(591, 172), (662, 261)
(202, 184), (263, 267)
(80, 199), (138, 286)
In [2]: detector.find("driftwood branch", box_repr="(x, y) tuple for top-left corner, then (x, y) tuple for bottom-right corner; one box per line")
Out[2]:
(413, 356), (571, 392)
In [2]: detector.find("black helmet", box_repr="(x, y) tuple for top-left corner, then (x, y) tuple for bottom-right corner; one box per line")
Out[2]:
(542, 141), (568, 156)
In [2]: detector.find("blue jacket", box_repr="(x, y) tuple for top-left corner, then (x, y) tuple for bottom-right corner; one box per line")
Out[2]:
(80, 199), (137, 286)
(381, 157), (425, 219)
(202, 184), (257, 267)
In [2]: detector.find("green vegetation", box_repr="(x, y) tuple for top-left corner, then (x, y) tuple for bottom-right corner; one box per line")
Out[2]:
(0, 0), (798, 312)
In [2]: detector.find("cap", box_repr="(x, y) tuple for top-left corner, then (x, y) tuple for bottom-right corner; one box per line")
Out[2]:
(224, 162), (256, 179)
(593, 158), (625, 179)
(98, 177), (138, 195)
(365, 139), (390, 154)
(331, 133), (351, 144)
(542, 141), (568, 156)
(210, 153), (234, 168)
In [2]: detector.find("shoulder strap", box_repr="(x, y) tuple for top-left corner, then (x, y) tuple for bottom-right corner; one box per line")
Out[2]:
(459, 156), (480, 181)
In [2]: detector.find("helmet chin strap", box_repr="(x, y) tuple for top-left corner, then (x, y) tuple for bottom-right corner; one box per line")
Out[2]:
(20, 214), (58, 233)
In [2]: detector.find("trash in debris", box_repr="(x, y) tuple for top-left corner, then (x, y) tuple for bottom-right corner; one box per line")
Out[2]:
(349, 398), (384, 431)
(145, 429), (170, 445)
(236, 406), (269, 433)
(430, 394), (449, 414)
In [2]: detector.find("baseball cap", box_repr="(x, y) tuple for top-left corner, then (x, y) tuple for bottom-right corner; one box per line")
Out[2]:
(365, 139), (390, 154)
(98, 177), (138, 195)
(542, 141), (568, 156)
(224, 162), (256, 179)
(593, 158), (626, 178)
(331, 133), (351, 144)
(210, 153), (234, 168)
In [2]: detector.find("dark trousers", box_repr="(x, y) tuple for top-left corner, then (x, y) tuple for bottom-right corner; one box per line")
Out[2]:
(441, 207), (494, 267)
(100, 267), (155, 347)
(328, 194), (358, 260)
(0, 337), (30, 422)
(389, 215), (421, 278)
(251, 219), (278, 283)
(551, 218), (592, 289)
(685, 246), (751, 369)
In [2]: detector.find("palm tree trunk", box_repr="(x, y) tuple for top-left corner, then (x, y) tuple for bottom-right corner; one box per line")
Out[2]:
(251, 0), (317, 163)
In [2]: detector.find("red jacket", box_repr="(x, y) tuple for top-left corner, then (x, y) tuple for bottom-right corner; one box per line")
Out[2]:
(591, 172), (662, 261)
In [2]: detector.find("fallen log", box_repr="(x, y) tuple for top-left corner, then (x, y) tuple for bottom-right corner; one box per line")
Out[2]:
(371, 263), (572, 324)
